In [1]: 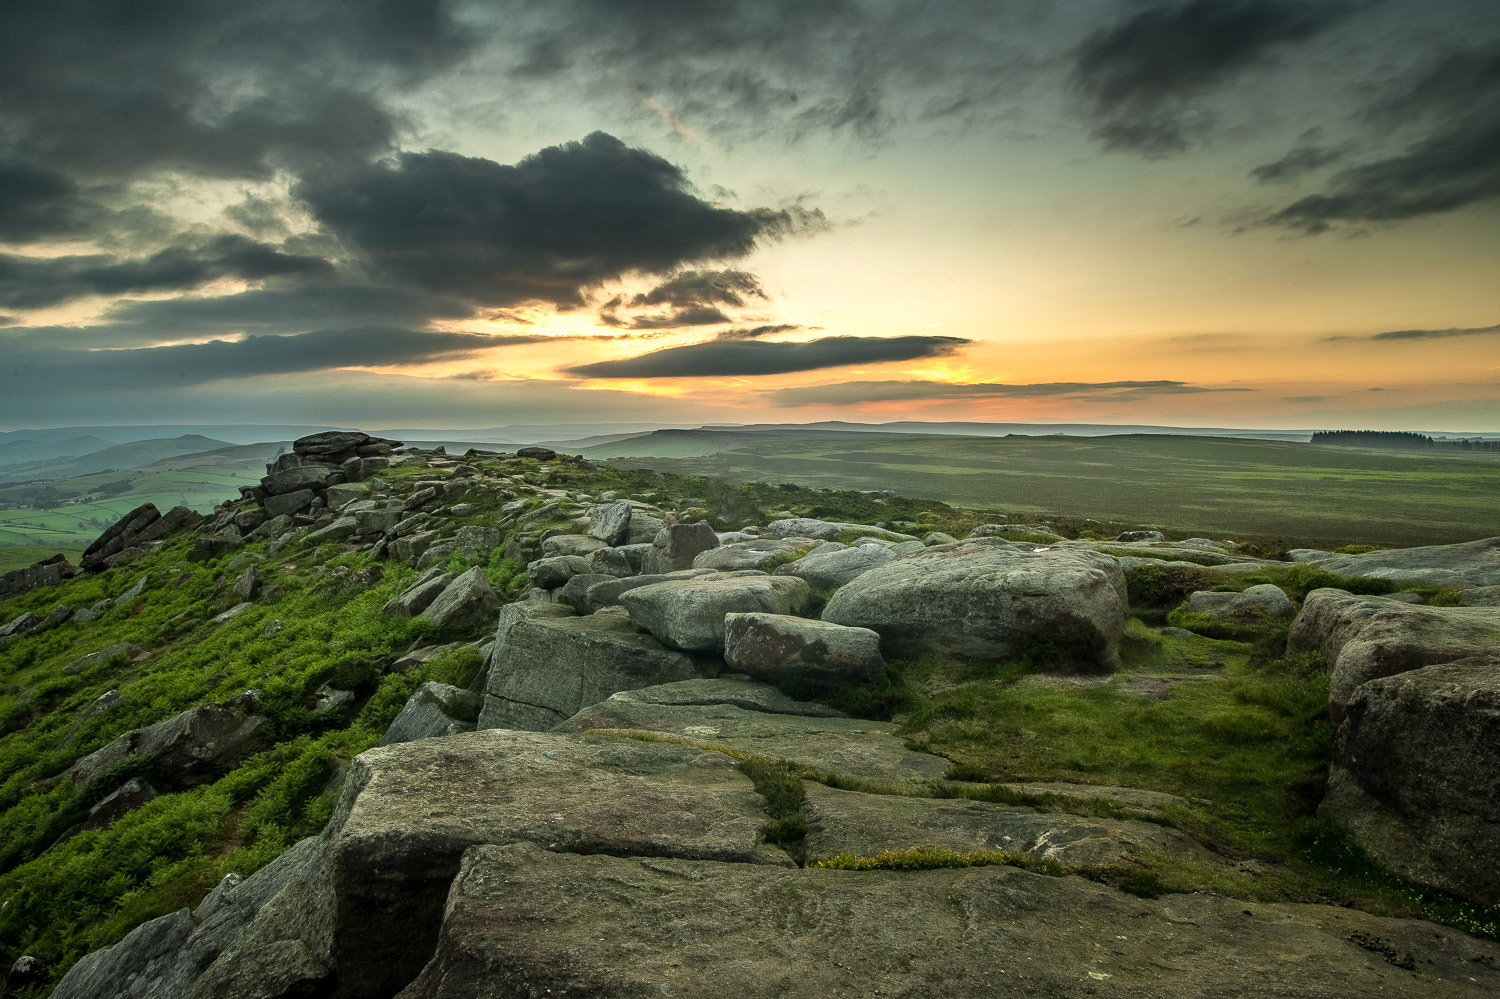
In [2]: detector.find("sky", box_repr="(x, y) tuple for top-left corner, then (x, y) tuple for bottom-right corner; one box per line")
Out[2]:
(2, 0), (1498, 434)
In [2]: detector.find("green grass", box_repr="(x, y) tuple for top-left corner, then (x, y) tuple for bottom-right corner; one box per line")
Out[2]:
(590, 431), (1500, 548)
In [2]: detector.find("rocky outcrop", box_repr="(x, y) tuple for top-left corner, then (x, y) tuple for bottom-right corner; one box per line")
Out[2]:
(376, 683), (481, 747)
(51, 837), (322, 999)
(418, 568), (500, 630)
(641, 521), (720, 573)
(67, 704), (265, 793)
(480, 610), (699, 730)
(723, 613), (885, 686)
(692, 537), (806, 571)
(1287, 589), (1500, 720)
(771, 542), (894, 588)
(0, 552), (77, 600)
(618, 573), (810, 651)
(1306, 537), (1500, 587)
(186, 731), (770, 999)
(822, 540), (1128, 670)
(80, 503), (162, 571)
(586, 499), (633, 545)
(1321, 656), (1500, 905)
(1186, 582), (1294, 619)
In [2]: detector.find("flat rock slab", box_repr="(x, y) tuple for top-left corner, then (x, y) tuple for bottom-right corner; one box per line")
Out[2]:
(598, 677), (846, 717)
(198, 730), (771, 999)
(1308, 537), (1500, 587)
(398, 841), (1500, 999)
(619, 573), (810, 651)
(800, 782), (1222, 869)
(555, 699), (950, 786)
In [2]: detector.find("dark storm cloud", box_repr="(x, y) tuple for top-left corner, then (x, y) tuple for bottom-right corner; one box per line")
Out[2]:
(1249, 142), (1348, 183)
(629, 270), (768, 309)
(564, 334), (969, 378)
(498, 0), (1042, 144)
(770, 379), (1246, 406)
(1071, 0), (1355, 154)
(0, 327), (543, 396)
(715, 324), (802, 341)
(599, 304), (733, 329)
(0, 237), (332, 310)
(295, 133), (820, 308)
(1324, 323), (1500, 342)
(0, 162), (102, 242)
(0, 1), (474, 197)
(93, 285), (477, 343)
(1267, 43), (1500, 230)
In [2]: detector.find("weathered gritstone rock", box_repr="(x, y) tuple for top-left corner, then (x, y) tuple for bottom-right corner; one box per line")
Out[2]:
(586, 499), (633, 545)
(1308, 536), (1500, 587)
(418, 568), (500, 630)
(801, 782), (1220, 869)
(641, 520), (721, 573)
(525, 554), (590, 589)
(620, 573), (811, 651)
(1322, 657), (1500, 905)
(481, 611), (699, 731)
(764, 517), (915, 542)
(80, 502), (163, 571)
(589, 677), (846, 718)
(556, 691), (949, 787)
(823, 540), (1128, 670)
(771, 542), (895, 588)
(377, 683), (481, 747)
(383, 571), (453, 617)
(0, 553), (77, 599)
(52, 837), (323, 999)
(1288, 589), (1500, 720)
(692, 537), (806, 571)
(723, 612), (885, 685)
(1187, 582), (1295, 619)
(397, 841), (1500, 999)
(68, 704), (265, 793)
(189, 731), (770, 999)
(63, 642), (144, 675)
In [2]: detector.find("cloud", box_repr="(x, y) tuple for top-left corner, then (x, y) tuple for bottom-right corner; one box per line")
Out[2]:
(1250, 141), (1348, 183)
(1071, 0), (1355, 154)
(497, 1), (1043, 145)
(294, 134), (822, 308)
(1283, 395), (1328, 402)
(0, 0), (474, 197)
(564, 334), (969, 378)
(769, 379), (1249, 406)
(1324, 323), (1500, 342)
(1266, 42), (1500, 230)
(597, 269), (775, 329)
(0, 236), (333, 309)
(0, 326), (552, 396)
(715, 324), (802, 340)
(88, 284), (478, 344)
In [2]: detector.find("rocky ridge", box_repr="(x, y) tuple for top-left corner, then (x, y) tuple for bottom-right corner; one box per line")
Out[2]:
(1, 431), (1497, 997)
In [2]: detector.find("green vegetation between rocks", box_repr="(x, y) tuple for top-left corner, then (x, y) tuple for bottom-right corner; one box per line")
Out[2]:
(1, 448), (1497, 995)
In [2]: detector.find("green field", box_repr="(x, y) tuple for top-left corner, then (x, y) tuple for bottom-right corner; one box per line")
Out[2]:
(589, 431), (1500, 548)
(0, 445), (277, 552)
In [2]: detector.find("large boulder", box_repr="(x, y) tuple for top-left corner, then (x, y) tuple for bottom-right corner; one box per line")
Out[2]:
(1321, 656), (1500, 904)
(1186, 583), (1294, 619)
(692, 538), (806, 572)
(0, 553), (77, 600)
(587, 499), (633, 546)
(619, 574), (811, 651)
(723, 613), (885, 686)
(1287, 589), (1500, 720)
(641, 521), (720, 573)
(1307, 537), (1500, 588)
(80, 503), (161, 571)
(821, 540), (1128, 670)
(51, 837), (321, 999)
(67, 704), (265, 793)
(418, 568), (501, 630)
(376, 683), (481, 747)
(186, 731), (769, 999)
(480, 611), (700, 730)
(772, 543), (895, 588)
(382, 570), (454, 617)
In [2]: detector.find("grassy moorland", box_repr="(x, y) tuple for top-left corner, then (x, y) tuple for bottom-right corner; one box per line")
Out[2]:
(0, 445), (277, 551)
(586, 430), (1500, 548)
(1, 454), (1497, 993)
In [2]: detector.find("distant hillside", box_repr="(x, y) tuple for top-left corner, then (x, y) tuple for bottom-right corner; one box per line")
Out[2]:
(0, 435), (114, 469)
(0, 435), (235, 484)
(0, 442), (280, 548)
